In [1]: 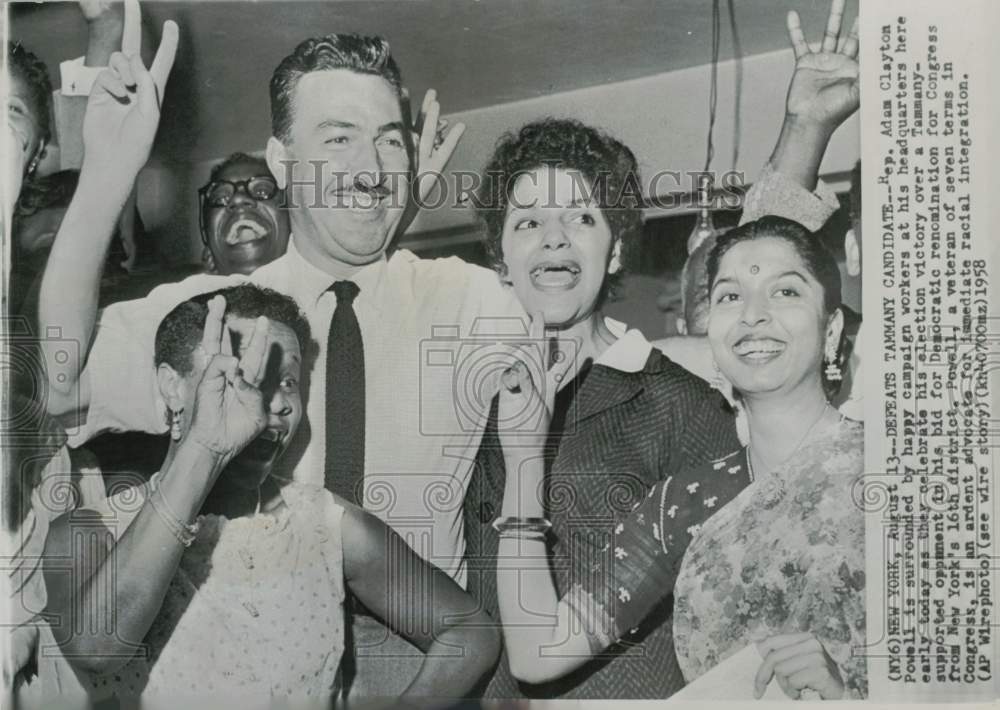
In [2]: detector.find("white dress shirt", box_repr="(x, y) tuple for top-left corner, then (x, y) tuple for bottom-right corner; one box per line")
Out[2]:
(77, 239), (525, 584)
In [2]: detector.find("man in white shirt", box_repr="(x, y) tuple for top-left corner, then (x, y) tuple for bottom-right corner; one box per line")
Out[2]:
(39, 17), (515, 697)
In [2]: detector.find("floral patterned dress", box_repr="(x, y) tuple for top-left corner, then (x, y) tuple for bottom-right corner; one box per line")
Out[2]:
(673, 417), (866, 698)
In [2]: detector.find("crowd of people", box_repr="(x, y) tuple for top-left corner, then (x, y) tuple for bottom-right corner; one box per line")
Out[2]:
(5, 0), (866, 704)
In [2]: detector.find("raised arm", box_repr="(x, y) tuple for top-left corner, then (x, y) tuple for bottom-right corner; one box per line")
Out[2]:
(768, 0), (858, 191)
(658, 1), (860, 362)
(341, 505), (501, 701)
(740, 0), (859, 230)
(38, 0), (177, 417)
(488, 318), (603, 683)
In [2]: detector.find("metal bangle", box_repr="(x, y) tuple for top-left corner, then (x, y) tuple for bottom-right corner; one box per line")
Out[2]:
(492, 516), (552, 536)
(148, 482), (200, 548)
(497, 530), (548, 542)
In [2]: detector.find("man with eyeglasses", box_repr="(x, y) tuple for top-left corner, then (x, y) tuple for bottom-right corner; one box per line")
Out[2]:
(198, 152), (290, 275)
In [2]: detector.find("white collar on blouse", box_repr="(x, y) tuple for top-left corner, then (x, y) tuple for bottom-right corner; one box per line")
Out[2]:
(594, 317), (653, 373)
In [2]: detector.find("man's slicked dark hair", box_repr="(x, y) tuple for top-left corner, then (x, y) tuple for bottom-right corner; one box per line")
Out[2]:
(269, 33), (403, 143)
(155, 284), (313, 376)
(7, 42), (52, 145)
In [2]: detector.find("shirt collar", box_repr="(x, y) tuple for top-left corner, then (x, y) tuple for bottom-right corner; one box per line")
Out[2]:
(594, 317), (653, 373)
(286, 236), (389, 312)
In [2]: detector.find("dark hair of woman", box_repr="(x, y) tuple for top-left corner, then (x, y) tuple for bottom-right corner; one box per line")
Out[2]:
(474, 117), (644, 303)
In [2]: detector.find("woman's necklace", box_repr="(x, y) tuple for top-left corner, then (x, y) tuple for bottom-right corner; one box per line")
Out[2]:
(238, 488), (264, 618)
(746, 402), (833, 481)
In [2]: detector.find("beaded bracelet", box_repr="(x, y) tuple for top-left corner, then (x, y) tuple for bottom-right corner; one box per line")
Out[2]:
(148, 482), (200, 547)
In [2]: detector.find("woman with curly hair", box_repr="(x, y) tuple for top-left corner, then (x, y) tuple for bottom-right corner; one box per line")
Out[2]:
(462, 118), (740, 699)
(497, 216), (864, 699)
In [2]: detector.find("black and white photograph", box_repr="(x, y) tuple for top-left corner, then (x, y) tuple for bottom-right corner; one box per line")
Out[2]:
(1, 0), (996, 706)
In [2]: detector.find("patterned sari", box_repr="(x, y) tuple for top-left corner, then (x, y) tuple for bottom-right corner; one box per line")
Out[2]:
(673, 417), (866, 698)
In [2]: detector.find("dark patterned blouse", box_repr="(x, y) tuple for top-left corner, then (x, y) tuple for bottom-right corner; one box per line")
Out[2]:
(464, 339), (741, 699)
(563, 447), (751, 653)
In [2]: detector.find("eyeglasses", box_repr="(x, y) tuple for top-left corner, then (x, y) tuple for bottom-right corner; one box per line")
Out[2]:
(199, 176), (279, 207)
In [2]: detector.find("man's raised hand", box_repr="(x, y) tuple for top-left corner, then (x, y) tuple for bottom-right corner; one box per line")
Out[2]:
(395, 88), (466, 237)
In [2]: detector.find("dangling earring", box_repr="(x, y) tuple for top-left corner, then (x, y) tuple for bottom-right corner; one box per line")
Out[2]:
(168, 407), (184, 441)
(824, 355), (843, 381)
(201, 246), (217, 274)
(26, 139), (45, 178)
(608, 241), (622, 275)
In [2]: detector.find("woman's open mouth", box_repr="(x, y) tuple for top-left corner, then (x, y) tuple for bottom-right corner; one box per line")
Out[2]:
(732, 336), (786, 363)
(236, 428), (286, 463)
(530, 260), (582, 290)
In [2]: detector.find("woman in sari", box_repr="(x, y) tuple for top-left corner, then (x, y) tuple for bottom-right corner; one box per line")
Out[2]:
(497, 216), (864, 699)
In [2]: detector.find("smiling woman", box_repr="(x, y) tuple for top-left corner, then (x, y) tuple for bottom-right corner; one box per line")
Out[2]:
(672, 216), (864, 698)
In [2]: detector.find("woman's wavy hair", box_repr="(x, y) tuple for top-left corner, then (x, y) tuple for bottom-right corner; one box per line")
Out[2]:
(474, 118), (644, 304)
(706, 216), (847, 398)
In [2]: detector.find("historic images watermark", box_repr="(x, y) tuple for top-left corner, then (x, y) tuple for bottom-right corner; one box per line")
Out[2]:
(270, 162), (747, 213)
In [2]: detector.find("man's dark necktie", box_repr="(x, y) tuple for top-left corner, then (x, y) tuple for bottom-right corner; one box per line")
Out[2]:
(324, 280), (365, 505)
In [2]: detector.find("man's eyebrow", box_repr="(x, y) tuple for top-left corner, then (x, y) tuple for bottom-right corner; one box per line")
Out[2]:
(316, 119), (357, 131)
(377, 121), (407, 135)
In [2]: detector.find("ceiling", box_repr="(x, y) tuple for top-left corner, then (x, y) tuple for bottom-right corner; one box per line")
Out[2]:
(11, 0), (852, 161)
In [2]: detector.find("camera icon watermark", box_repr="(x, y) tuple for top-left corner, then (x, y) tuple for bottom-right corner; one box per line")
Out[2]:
(2, 317), (82, 442)
(419, 317), (578, 437)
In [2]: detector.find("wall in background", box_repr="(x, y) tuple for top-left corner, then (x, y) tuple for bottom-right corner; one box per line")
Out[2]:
(125, 47), (862, 339)
(134, 46), (857, 269)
